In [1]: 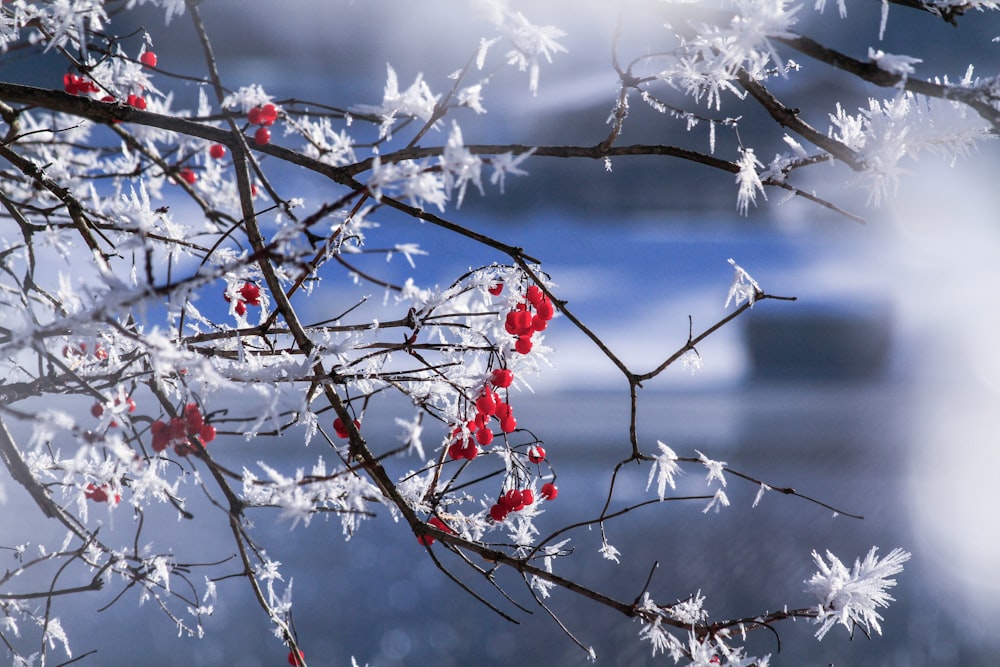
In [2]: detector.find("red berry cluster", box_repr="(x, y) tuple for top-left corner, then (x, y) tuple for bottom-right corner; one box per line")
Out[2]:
(85, 482), (121, 504)
(150, 403), (216, 456)
(447, 367), (517, 460)
(62, 342), (108, 361)
(223, 281), (261, 316)
(489, 487), (535, 522)
(333, 417), (360, 438)
(247, 103), (277, 146)
(417, 516), (454, 546)
(63, 73), (99, 96)
(503, 285), (554, 354)
(125, 92), (147, 110)
(91, 395), (136, 427)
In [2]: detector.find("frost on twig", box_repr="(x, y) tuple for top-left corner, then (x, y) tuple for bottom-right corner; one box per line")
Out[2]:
(805, 547), (912, 640)
(724, 258), (761, 308)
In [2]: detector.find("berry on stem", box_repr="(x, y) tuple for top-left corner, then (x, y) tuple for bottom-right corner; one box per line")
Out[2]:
(287, 649), (305, 666)
(139, 51), (157, 68)
(515, 336), (533, 354)
(541, 482), (559, 501)
(209, 143), (227, 159)
(333, 417), (360, 438)
(475, 428), (493, 446)
(488, 281), (504, 296)
(489, 503), (508, 522)
(417, 516), (453, 546)
(239, 282), (261, 305)
(527, 445), (546, 463)
(178, 168), (197, 185)
(254, 126), (271, 146)
(490, 368), (513, 388)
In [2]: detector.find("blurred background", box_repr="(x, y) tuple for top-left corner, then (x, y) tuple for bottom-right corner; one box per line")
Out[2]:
(3, 1), (1000, 665)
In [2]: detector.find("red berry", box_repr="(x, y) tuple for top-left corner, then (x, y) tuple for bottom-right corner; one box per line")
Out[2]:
(184, 404), (204, 433)
(287, 649), (305, 666)
(474, 412), (488, 431)
(140, 51), (158, 68)
(501, 489), (522, 510)
(199, 423), (216, 444)
(475, 391), (496, 417)
(85, 483), (108, 503)
(475, 428), (493, 446)
(527, 445), (545, 463)
(247, 106), (264, 125)
(499, 416), (517, 433)
(515, 336), (533, 354)
(525, 285), (543, 306)
(254, 126), (271, 146)
(540, 482), (558, 501)
(522, 488), (535, 505)
(178, 168), (197, 185)
(173, 439), (195, 457)
(489, 503), (508, 522)
(490, 368), (513, 388)
(91, 402), (105, 418)
(209, 143), (227, 159)
(463, 442), (479, 460)
(168, 417), (188, 442)
(418, 516), (453, 546)
(124, 397), (137, 413)
(515, 310), (533, 334)
(494, 402), (511, 420)
(126, 93), (147, 110)
(488, 281), (504, 296)
(333, 417), (360, 438)
(448, 441), (465, 461)
(93, 345), (108, 360)
(234, 300), (247, 316)
(260, 103), (278, 126)
(536, 297), (555, 321)
(151, 420), (169, 452)
(239, 282), (261, 305)
(531, 314), (548, 332)
(504, 312), (519, 335)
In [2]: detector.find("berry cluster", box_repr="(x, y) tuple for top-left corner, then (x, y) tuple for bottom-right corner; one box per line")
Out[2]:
(417, 516), (454, 546)
(84, 482), (121, 504)
(247, 103), (277, 146)
(223, 281), (261, 316)
(62, 341), (108, 362)
(63, 73), (99, 96)
(91, 395), (136, 428)
(503, 284), (554, 354)
(447, 367), (517, 460)
(150, 403), (216, 456)
(489, 487), (535, 522)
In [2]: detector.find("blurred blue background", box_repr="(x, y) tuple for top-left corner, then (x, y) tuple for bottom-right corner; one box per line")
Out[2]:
(4, 1), (1000, 665)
